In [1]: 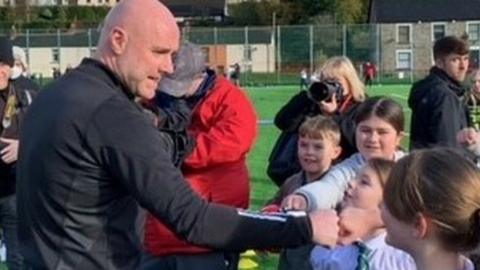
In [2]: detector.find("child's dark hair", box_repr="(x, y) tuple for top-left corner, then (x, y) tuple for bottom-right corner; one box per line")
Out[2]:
(355, 96), (404, 134)
(433, 36), (469, 60)
(384, 148), (480, 252)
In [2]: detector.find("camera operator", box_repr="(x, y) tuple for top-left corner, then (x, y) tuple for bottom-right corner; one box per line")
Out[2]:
(268, 56), (366, 186)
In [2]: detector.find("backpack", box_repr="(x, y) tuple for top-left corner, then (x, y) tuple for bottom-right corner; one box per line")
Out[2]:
(266, 131), (301, 187)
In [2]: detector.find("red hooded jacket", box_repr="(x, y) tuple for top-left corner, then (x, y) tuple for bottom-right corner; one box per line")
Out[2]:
(144, 77), (258, 256)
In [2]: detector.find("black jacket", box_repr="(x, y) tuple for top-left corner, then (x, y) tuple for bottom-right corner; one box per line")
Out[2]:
(408, 67), (470, 150)
(17, 58), (312, 270)
(0, 79), (35, 198)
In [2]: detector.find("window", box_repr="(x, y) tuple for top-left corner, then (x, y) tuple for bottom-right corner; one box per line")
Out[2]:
(396, 50), (412, 70)
(52, 48), (60, 63)
(467, 22), (480, 43)
(396, 24), (412, 44)
(432, 23), (446, 42)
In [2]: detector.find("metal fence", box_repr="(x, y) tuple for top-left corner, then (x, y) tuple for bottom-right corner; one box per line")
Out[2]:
(4, 21), (478, 86)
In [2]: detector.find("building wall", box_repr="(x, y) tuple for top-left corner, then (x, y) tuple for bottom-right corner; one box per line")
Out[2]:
(380, 21), (470, 76)
(226, 44), (275, 73)
(28, 47), (90, 76)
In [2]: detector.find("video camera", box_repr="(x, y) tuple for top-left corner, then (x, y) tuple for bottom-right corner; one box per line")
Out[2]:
(307, 80), (344, 103)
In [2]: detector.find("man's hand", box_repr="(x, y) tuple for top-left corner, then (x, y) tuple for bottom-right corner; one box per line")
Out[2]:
(337, 207), (383, 245)
(309, 209), (339, 247)
(281, 194), (308, 211)
(0, 138), (19, 164)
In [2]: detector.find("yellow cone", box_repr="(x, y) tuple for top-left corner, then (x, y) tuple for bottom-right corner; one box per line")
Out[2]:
(238, 257), (258, 269)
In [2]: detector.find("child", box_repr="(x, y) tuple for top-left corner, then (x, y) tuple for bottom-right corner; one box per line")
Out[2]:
(310, 158), (415, 270)
(382, 148), (479, 270)
(264, 115), (342, 270)
(282, 96), (406, 212)
(466, 69), (480, 129)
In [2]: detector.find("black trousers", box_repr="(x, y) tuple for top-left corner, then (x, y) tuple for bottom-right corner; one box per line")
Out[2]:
(0, 195), (23, 270)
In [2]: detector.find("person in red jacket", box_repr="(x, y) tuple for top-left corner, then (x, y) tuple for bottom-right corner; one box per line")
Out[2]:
(142, 42), (258, 270)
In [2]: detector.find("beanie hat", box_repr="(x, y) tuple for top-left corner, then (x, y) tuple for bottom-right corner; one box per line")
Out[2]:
(0, 37), (14, 67)
(158, 42), (206, 97)
(12, 46), (27, 68)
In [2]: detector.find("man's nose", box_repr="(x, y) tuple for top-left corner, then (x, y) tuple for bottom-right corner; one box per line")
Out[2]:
(159, 56), (174, 75)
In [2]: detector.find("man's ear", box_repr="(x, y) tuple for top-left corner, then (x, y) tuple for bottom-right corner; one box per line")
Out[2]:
(434, 58), (444, 69)
(110, 27), (127, 55)
(412, 212), (430, 239)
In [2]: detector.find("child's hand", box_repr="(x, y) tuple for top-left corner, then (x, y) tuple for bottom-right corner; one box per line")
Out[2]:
(281, 194), (308, 211)
(309, 209), (339, 248)
(337, 207), (383, 245)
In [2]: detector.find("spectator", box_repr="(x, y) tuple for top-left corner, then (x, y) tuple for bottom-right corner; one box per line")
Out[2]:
(268, 56), (366, 186)
(11, 46), (39, 93)
(409, 36), (470, 150)
(65, 64), (73, 73)
(51, 67), (61, 79)
(0, 37), (35, 270)
(300, 67), (309, 90)
(16, 1), (342, 269)
(363, 61), (377, 86)
(382, 148), (478, 270)
(311, 158), (415, 270)
(465, 68), (480, 129)
(230, 63), (241, 86)
(264, 115), (342, 270)
(142, 42), (258, 270)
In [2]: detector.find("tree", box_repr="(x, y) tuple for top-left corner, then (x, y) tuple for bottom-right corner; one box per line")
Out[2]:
(335, 0), (370, 24)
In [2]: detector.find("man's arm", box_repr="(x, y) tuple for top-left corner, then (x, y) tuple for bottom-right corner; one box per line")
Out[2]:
(86, 97), (338, 250)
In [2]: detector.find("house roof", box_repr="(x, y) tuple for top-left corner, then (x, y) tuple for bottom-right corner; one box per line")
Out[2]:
(162, 0), (226, 18)
(369, 0), (480, 23)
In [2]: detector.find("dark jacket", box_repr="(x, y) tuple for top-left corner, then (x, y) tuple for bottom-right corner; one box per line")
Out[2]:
(17, 58), (312, 270)
(409, 67), (470, 150)
(0, 79), (34, 198)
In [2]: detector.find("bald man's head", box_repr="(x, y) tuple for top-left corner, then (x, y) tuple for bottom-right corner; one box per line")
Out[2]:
(95, 0), (180, 99)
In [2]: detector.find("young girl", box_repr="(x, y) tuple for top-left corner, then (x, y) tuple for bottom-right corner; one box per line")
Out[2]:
(382, 148), (479, 270)
(310, 158), (415, 270)
(282, 96), (406, 212)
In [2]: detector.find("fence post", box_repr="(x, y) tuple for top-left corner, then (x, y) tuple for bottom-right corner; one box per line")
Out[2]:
(342, 24), (347, 56)
(88, 28), (92, 57)
(57, 29), (61, 70)
(213, 27), (218, 73)
(376, 24), (381, 83)
(244, 26), (249, 85)
(309, 24), (314, 74)
(276, 25), (281, 85)
(25, 29), (30, 68)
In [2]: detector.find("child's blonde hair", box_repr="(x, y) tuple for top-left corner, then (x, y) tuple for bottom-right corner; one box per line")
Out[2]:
(298, 115), (341, 146)
(384, 148), (480, 252)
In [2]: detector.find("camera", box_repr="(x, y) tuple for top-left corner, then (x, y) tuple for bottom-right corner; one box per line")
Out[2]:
(307, 80), (344, 102)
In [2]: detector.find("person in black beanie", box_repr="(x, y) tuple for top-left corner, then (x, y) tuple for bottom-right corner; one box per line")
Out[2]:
(0, 36), (34, 270)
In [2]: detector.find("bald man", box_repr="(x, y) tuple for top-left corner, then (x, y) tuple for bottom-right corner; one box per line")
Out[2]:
(17, 1), (339, 269)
